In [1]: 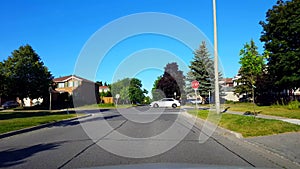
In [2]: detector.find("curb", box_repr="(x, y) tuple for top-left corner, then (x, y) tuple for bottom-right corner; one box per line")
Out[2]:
(0, 114), (92, 139)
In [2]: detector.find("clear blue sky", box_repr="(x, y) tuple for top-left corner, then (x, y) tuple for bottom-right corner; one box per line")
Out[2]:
(0, 0), (277, 92)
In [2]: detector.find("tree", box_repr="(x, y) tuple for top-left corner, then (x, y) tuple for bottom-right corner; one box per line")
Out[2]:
(96, 81), (103, 86)
(155, 62), (185, 99)
(111, 78), (131, 103)
(129, 78), (148, 104)
(151, 76), (164, 101)
(0, 62), (7, 104)
(111, 78), (147, 104)
(260, 0), (300, 92)
(234, 40), (265, 108)
(186, 41), (214, 99)
(120, 86), (130, 104)
(2, 45), (53, 104)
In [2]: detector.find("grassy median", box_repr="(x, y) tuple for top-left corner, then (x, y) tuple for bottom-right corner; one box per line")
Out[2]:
(188, 109), (300, 137)
(224, 103), (300, 119)
(0, 111), (78, 134)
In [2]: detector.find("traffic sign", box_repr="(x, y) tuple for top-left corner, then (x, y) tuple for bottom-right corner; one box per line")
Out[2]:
(191, 80), (199, 89)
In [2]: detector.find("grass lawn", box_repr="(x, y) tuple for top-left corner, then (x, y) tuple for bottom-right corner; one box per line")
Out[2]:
(224, 103), (300, 119)
(0, 111), (78, 134)
(188, 109), (300, 137)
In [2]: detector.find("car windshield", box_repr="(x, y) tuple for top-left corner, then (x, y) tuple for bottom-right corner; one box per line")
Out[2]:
(0, 0), (299, 169)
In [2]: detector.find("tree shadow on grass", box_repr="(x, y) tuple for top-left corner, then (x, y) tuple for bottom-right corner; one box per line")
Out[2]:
(0, 143), (60, 167)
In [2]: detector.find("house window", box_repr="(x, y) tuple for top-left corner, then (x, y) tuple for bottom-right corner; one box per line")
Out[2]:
(58, 83), (64, 88)
(74, 81), (79, 87)
(68, 81), (73, 87)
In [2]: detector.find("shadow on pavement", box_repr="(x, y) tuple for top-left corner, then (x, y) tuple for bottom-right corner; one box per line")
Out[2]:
(0, 143), (60, 167)
(51, 114), (122, 128)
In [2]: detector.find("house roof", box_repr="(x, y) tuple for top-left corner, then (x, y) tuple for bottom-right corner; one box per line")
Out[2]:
(99, 86), (109, 89)
(53, 75), (94, 83)
(223, 78), (233, 83)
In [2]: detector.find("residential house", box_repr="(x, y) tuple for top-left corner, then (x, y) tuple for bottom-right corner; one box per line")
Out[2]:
(53, 75), (100, 106)
(53, 75), (84, 95)
(99, 86), (113, 104)
(99, 86), (110, 93)
(221, 77), (239, 102)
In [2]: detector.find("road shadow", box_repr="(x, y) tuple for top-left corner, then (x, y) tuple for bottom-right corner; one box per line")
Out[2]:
(51, 114), (122, 128)
(0, 143), (60, 167)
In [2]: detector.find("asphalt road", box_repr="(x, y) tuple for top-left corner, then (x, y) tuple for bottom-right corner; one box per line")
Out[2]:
(0, 107), (298, 169)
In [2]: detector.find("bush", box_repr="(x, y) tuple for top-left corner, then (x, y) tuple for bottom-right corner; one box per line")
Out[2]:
(287, 100), (300, 110)
(225, 100), (234, 104)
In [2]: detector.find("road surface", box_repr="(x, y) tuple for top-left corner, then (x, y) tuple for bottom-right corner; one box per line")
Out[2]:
(0, 107), (298, 169)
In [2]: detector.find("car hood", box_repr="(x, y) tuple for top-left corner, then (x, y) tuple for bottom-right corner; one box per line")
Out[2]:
(81, 163), (264, 169)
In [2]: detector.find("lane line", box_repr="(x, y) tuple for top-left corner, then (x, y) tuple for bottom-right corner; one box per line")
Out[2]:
(57, 119), (128, 169)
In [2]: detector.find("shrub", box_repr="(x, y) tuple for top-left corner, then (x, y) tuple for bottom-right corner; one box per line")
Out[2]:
(287, 100), (300, 110)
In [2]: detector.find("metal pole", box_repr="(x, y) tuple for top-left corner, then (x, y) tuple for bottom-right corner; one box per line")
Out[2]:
(213, 0), (220, 114)
(194, 89), (198, 110)
(49, 92), (52, 111)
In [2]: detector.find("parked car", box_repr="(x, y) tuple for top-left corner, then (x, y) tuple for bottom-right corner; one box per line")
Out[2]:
(150, 98), (181, 108)
(1, 101), (20, 109)
(190, 99), (202, 104)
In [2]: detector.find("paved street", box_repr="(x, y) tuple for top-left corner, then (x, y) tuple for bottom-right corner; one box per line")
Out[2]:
(0, 107), (299, 169)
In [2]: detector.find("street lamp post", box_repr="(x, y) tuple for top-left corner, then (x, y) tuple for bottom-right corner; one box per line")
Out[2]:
(213, 0), (220, 114)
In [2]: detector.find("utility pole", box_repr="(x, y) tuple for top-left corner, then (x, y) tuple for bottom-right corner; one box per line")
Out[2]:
(49, 87), (52, 111)
(213, 0), (220, 114)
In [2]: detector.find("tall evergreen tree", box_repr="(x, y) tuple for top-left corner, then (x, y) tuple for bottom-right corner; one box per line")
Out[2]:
(186, 41), (214, 98)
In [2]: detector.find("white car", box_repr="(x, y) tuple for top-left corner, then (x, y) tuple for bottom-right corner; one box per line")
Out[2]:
(150, 98), (180, 108)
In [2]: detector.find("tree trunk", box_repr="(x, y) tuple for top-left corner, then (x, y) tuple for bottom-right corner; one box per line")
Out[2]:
(252, 87), (256, 115)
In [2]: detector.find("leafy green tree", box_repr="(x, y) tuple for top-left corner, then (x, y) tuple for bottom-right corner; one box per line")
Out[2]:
(129, 78), (148, 104)
(156, 62), (185, 99)
(2, 45), (53, 104)
(186, 41), (213, 98)
(111, 78), (147, 104)
(235, 40), (265, 107)
(144, 96), (151, 104)
(151, 76), (164, 101)
(260, 0), (300, 91)
(120, 86), (130, 104)
(0, 62), (7, 104)
(111, 78), (130, 102)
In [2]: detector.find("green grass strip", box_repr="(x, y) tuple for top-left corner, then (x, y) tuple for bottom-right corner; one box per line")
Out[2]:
(224, 103), (300, 119)
(0, 111), (77, 134)
(188, 109), (300, 137)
